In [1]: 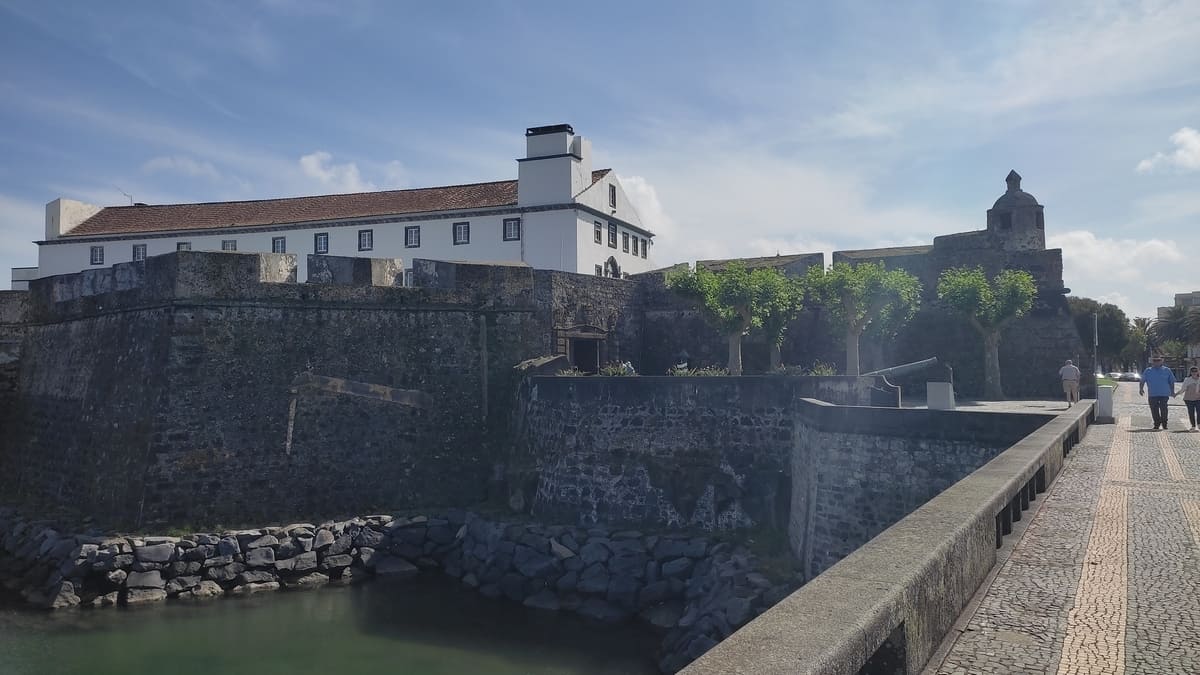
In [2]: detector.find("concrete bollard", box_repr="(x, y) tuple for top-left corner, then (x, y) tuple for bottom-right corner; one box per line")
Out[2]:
(928, 381), (956, 410)
(1096, 385), (1115, 423)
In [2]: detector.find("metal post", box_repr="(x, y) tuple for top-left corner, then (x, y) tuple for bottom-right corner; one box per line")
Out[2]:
(1093, 312), (1099, 375)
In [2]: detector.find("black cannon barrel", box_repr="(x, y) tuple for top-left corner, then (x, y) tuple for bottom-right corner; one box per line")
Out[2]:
(862, 357), (940, 379)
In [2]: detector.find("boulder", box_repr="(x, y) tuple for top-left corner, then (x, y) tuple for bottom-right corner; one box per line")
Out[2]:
(124, 588), (168, 605)
(580, 541), (611, 565)
(179, 581), (224, 600)
(577, 563), (609, 594)
(319, 554), (353, 571)
(513, 546), (558, 579)
(245, 547), (276, 568)
(312, 529), (335, 550)
(284, 572), (329, 590)
(205, 563), (245, 583)
(126, 570), (165, 589)
(328, 534), (352, 556)
(217, 537), (240, 557)
(549, 538), (575, 560)
(236, 571), (277, 585)
(165, 576), (202, 596)
(374, 557), (418, 578)
(640, 600), (684, 629)
(229, 581), (280, 595)
(291, 552), (318, 573)
(243, 535), (279, 550)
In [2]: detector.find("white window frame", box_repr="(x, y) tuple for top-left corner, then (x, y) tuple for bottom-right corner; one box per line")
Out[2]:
(641, 239), (648, 259)
(594, 222), (603, 244)
(177, 242), (191, 252)
(405, 226), (420, 248)
(314, 232), (329, 255)
(271, 236), (286, 254)
(622, 232), (630, 253)
(608, 224), (617, 248)
(609, 184), (617, 208)
(503, 218), (521, 242)
(89, 246), (104, 265)
(221, 240), (237, 251)
(632, 237), (639, 256)
(453, 221), (470, 245)
(594, 264), (602, 276)
(358, 229), (373, 252)
(132, 244), (146, 262)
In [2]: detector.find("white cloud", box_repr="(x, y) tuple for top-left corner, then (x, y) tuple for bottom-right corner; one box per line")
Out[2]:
(1136, 127), (1200, 173)
(0, 195), (44, 289)
(381, 160), (410, 189)
(1049, 230), (1185, 318)
(142, 156), (222, 181)
(298, 151), (375, 193)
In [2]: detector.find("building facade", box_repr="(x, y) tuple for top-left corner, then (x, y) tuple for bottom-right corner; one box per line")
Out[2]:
(11, 124), (655, 286)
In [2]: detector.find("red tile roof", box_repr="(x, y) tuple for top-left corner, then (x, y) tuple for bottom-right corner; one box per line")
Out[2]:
(65, 169), (613, 237)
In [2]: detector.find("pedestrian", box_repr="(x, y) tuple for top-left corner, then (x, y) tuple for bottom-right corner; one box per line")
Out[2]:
(1179, 366), (1200, 431)
(1058, 359), (1081, 407)
(1139, 355), (1177, 430)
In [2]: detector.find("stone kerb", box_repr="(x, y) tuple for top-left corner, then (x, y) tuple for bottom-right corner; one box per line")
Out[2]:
(307, 254), (404, 287)
(682, 401), (1095, 675)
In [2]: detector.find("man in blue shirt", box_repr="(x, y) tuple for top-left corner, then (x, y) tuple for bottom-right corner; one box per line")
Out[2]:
(1140, 356), (1177, 430)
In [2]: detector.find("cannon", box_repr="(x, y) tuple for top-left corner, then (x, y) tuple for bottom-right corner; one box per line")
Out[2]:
(863, 357), (947, 381)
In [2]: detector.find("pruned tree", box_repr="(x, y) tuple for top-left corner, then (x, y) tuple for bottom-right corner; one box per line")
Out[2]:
(666, 263), (797, 375)
(755, 272), (806, 371)
(804, 261), (921, 376)
(937, 266), (1037, 399)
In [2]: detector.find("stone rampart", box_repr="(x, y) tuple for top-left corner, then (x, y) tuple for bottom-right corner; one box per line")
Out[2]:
(4, 252), (544, 527)
(0, 291), (30, 465)
(682, 402), (1094, 675)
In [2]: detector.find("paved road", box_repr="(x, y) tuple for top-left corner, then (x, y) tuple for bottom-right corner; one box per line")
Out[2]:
(931, 385), (1200, 675)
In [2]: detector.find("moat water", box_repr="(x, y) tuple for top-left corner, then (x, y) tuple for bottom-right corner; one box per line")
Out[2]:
(0, 576), (659, 675)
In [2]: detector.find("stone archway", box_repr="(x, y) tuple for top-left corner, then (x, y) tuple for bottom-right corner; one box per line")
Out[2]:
(604, 256), (620, 279)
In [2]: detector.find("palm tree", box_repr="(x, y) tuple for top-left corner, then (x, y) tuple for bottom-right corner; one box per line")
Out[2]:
(1149, 306), (1188, 345)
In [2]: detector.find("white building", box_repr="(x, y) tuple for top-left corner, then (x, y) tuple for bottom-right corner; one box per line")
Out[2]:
(10, 124), (655, 288)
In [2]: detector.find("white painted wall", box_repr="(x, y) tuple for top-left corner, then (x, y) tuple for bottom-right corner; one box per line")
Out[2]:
(45, 199), (102, 239)
(575, 213), (654, 277)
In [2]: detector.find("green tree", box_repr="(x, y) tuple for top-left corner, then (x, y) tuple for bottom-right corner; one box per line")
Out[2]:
(1150, 305), (1189, 345)
(755, 273), (806, 371)
(937, 266), (1037, 400)
(804, 261), (921, 376)
(1067, 296), (1130, 371)
(1120, 323), (1148, 371)
(666, 263), (799, 375)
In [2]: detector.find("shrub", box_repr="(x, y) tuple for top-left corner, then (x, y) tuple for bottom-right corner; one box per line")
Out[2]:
(555, 367), (584, 376)
(805, 361), (838, 376)
(599, 362), (637, 376)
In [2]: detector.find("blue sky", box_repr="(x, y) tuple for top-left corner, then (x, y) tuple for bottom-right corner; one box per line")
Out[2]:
(1, 0), (1197, 318)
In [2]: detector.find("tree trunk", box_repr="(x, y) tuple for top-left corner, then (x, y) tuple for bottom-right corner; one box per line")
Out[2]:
(844, 329), (860, 376)
(728, 332), (743, 376)
(983, 331), (1004, 400)
(769, 342), (782, 372)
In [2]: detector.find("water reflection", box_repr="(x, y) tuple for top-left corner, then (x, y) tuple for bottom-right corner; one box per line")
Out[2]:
(0, 575), (658, 675)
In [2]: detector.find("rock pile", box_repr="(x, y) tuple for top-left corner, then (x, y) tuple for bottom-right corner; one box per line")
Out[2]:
(0, 507), (794, 673)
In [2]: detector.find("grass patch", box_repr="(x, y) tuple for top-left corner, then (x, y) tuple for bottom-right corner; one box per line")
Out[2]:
(1096, 377), (1118, 388)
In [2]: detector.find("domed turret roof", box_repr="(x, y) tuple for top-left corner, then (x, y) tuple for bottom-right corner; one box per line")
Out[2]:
(992, 170), (1040, 209)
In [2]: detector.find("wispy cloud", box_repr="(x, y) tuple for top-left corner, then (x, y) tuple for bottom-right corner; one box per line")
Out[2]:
(1136, 127), (1200, 173)
(1049, 230), (1186, 318)
(142, 156), (222, 181)
(298, 151), (375, 193)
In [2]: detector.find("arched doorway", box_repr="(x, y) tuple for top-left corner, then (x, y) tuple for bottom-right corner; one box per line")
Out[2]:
(603, 256), (620, 279)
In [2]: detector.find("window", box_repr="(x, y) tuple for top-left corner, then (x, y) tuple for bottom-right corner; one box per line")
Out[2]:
(358, 229), (373, 251)
(89, 246), (104, 265)
(503, 218), (522, 242)
(641, 240), (648, 259)
(314, 233), (329, 255)
(405, 226), (421, 248)
(177, 242), (192, 252)
(221, 240), (237, 251)
(608, 184), (617, 208)
(271, 236), (286, 253)
(453, 221), (470, 245)
(132, 244), (146, 262)
(404, 269), (415, 287)
(608, 224), (617, 248)
(632, 237), (639, 256)
(595, 264), (603, 276)
(622, 232), (630, 253)
(997, 212), (1012, 230)
(594, 222), (603, 244)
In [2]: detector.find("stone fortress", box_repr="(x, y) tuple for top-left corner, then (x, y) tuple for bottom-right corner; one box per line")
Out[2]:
(0, 168), (1093, 673)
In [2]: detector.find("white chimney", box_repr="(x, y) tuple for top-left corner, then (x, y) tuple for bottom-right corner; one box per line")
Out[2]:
(518, 124), (590, 206)
(45, 198), (102, 240)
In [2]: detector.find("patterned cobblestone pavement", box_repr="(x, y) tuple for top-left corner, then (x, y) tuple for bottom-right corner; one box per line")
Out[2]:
(931, 386), (1200, 674)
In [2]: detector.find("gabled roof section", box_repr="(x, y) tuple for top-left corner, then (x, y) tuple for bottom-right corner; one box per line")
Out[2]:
(64, 170), (613, 237)
(697, 253), (822, 273)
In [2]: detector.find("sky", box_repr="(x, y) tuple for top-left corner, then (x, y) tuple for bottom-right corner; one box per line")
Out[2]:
(0, 0), (1197, 319)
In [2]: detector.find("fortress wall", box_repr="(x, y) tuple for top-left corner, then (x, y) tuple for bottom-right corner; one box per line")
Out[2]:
(792, 400), (1050, 578)
(515, 376), (887, 534)
(5, 252), (545, 528)
(531, 269), (643, 365)
(0, 292), (31, 474)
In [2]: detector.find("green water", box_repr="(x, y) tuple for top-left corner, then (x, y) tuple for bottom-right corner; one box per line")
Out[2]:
(0, 576), (659, 675)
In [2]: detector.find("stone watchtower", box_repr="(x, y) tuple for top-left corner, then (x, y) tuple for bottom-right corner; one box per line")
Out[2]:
(986, 170), (1045, 251)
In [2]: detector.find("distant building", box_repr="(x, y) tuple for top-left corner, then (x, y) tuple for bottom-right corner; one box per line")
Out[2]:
(10, 124), (655, 287)
(1158, 291), (1200, 362)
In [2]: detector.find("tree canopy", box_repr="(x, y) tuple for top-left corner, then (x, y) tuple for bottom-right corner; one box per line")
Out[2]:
(1067, 296), (1131, 369)
(666, 262), (802, 375)
(937, 266), (1037, 399)
(804, 261), (921, 376)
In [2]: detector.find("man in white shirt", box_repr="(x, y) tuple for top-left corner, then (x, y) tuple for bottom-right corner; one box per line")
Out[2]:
(1058, 359), (1081, 407)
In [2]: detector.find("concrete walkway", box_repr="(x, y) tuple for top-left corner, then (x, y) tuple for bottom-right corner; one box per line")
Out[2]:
(929, 385), (1200, 674)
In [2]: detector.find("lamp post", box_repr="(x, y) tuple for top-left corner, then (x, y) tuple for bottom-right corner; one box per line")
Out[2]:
(1093, 312), (1099, 375)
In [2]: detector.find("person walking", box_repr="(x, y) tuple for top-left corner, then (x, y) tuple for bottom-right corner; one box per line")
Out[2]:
(1058, 359), (1081, 407)
(1179, 366), (1200, 431)
(1140, 355), (1177, 430)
